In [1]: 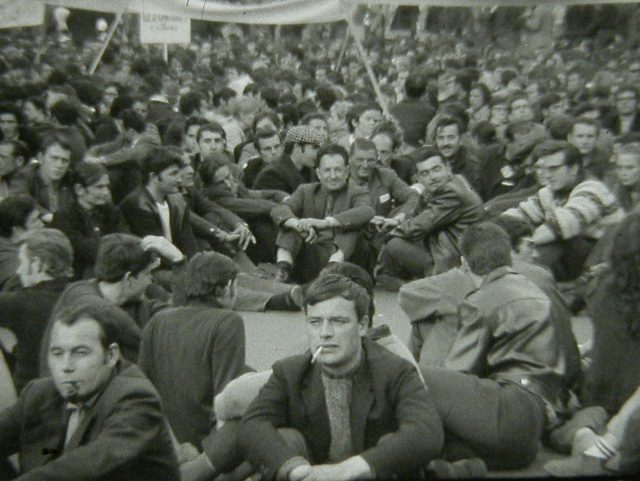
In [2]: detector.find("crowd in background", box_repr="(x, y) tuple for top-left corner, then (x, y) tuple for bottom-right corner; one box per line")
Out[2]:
(0, 5), (640, 479)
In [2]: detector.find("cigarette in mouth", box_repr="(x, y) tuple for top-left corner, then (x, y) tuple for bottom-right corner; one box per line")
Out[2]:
(311, 346), (323, 364)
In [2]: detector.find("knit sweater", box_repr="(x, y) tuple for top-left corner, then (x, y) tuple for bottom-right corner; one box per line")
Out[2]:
(503, 179), (625, 240)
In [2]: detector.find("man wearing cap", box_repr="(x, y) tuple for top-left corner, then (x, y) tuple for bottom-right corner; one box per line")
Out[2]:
(253, 125), (324, 194)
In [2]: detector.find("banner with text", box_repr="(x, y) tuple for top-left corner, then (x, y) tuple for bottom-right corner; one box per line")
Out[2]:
(140, 9), (190, 43)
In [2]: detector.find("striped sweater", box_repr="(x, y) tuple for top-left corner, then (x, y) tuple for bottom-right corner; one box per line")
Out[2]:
(503, 179), (625, 240)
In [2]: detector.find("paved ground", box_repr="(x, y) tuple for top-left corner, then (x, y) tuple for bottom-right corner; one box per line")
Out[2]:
(241, 289), (593, 478)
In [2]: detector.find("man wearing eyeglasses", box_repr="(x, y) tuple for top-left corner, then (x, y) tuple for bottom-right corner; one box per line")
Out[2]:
(602, 85), (640, 138)
(500, 140), (624, 282)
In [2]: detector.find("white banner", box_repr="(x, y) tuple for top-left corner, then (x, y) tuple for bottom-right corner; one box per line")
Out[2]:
(140, 9), (190, 44)
(0, 0), (45, 29)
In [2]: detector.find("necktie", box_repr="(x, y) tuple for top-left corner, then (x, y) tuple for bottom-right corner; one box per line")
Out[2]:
(64, 404), (84, 448)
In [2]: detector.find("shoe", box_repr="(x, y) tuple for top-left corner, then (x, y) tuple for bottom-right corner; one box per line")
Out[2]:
(544, 453), (608, 477)
(275, 267), (290, 283)
(427, 458), (488, 479)
(288, 285), (303, 310)
(572, 427), (599, 456)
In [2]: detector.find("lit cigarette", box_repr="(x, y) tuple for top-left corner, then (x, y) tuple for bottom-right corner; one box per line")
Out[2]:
(311, 346), (323, 364)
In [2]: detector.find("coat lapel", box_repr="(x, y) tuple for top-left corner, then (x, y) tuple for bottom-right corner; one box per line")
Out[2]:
(349, 363), (374, 453)
(300, 364), (331, 461)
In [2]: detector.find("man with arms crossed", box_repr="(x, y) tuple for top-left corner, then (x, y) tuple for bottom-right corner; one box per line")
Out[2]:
(238, 274), (443, 480)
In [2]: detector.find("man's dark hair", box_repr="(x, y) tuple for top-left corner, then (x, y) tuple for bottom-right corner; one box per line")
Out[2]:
(547, 114), (574, 141)
(531, 140), (582, 168)
(346, 103), (381, 133)
(0, 194), (37, 237)
(0, 102), (23, 125)
(470, 83), (491, 106)
(317, 143), (348, 168)
(199, 157), (229, 186)
(571, 116), (600, 134)
(350, 138), (377, 156)
(40, 134), (72, 157)
(260, 86), (279, 109)
(253, 128), (280, 152)
(300, 112), (328, 127)
(316, 84), (337, 111)
(72, 162), (108, 189)
(120, 109), (146, 133)
(372, 121), (402, 150)
(304, 273), (371, 321)
(213, 87), (236, 108)
(140, 146), (182, 184)
(54, 301), (128, 351)
(49, 100), (78, 126)
(404, 72), (427, 99)
(110, 95), (134, 119)
(184, 116), (207, 134)
(22, 228), (73, 280)
(471, 120), (496, 145)
(433, 115), (463, 137)
(179, 91), (204, 116)
(320, 262), (375, 322)
(251, 111), (281, 135)
(276, 104), (299, 129)
(539, 93), (563, 111)
(460, 222), (512, 275)
(196, 122), (226, 143)
(183, 251), (239, 302)
(94, 233), (155, 283)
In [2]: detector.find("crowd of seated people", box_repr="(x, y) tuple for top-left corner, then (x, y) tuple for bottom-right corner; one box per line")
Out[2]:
(2, 9), (640, 479)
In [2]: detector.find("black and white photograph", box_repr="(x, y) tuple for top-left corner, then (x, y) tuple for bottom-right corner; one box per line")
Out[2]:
(0, 0), (639, 479)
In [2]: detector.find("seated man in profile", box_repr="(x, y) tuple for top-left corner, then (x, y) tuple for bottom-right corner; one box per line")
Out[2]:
(238, 274), (443, 481)
(0, 302), (179, 480)
(377, 147), (482, 290)
(423, 222), (576, 471)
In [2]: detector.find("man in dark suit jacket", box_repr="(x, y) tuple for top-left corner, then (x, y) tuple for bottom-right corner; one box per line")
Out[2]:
(119, 146), (199, 259)
(0, 302), (179, 481)
(238, 274), (443, 481)
(0, 229), (72, 392)
(253, 126), (324, 194)
(271, 145), (375, 283)
(389, 71), (436, 148)
(602, 85), (640, 138)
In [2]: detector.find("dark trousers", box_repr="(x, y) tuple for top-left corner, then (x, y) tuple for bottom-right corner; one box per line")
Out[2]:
(536, 236), (596, 282)
(278, 231), (336, 283)
(423, 368), (545, 470)
(378, 237), (434, 280)
(246, 219), (277, 264)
